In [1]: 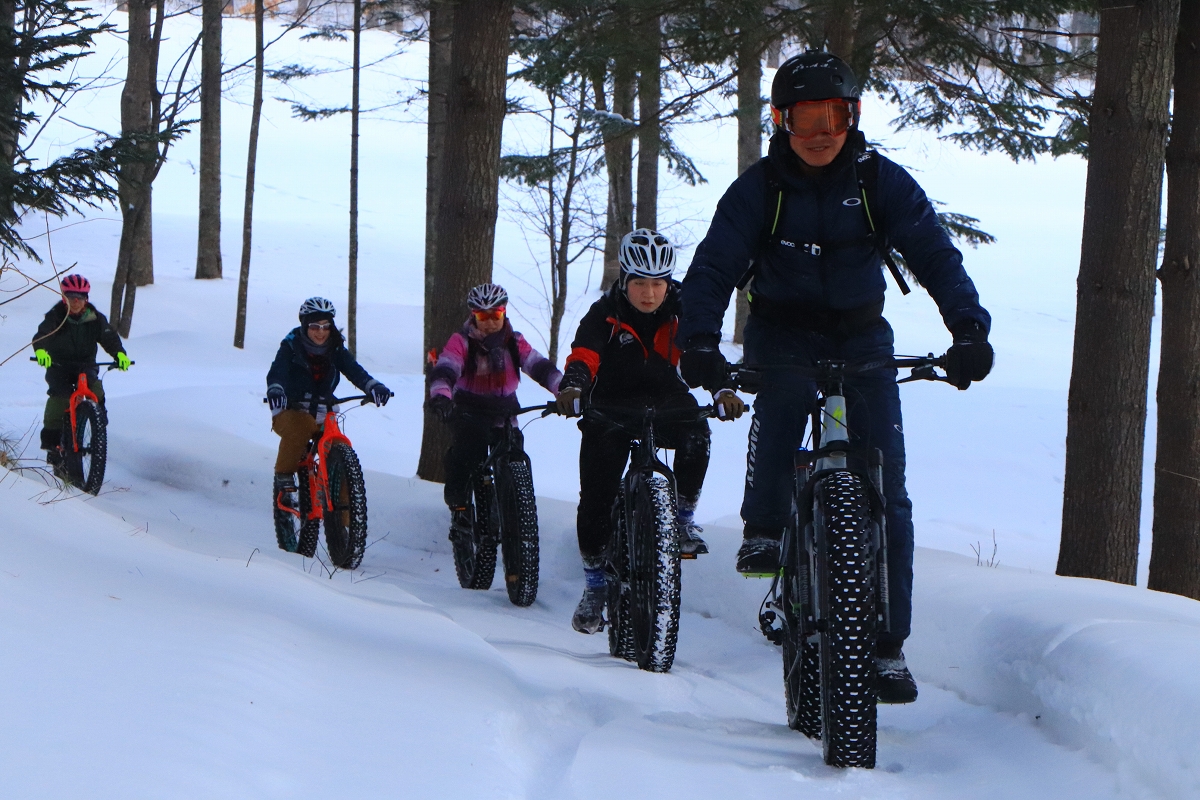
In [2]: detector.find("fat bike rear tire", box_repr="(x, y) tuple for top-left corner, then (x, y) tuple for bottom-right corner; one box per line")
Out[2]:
(323, 444), (368, 570)
(453, 476), (498, 590)
(607, 487), (635, 661)
(628, 473), (681, 673)
(814, 471), (878, 768)
(60, 401), (106, 495)
(781, 523), (822, 739)
(498, 459), (540, 607)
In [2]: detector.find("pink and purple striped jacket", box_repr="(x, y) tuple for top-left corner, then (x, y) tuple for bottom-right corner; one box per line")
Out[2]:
(429, 321), (561, 416)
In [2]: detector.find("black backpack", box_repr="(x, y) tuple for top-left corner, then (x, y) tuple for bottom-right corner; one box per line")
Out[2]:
(737, 149), (911, 296)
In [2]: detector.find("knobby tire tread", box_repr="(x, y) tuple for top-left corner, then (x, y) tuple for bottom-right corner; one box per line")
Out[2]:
(607, 487), (635, 661)
(629, 474), (681, 673)
(781, 520), (822, 738)
(454, 476), (497, 590)
(499, 459), (540, 607)
(323, 444), (368, 570)
(61, 401), (106, 495)
(814, 472), (878, 768)
(297, 470), (320, 558)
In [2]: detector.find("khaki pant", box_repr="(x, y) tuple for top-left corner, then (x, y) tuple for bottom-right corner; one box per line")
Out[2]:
(272, 410), (321, 474)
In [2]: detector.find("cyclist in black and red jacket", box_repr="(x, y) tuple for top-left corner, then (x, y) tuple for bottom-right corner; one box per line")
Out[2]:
(555, 229), (745, 634)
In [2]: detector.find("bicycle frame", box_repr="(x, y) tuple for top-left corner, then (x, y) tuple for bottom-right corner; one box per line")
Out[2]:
(273, 394), (369, 522)
(66, 373), (100, 454)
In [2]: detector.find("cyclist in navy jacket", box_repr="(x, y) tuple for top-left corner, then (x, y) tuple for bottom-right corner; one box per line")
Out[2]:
(676, 52), (994, 704)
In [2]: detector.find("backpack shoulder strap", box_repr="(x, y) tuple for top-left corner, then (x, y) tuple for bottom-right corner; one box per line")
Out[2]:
(854, 150), (911, 296)
(736, 159), (785, 292)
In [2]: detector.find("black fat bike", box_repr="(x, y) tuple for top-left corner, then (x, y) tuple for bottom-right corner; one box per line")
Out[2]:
(583, 402), (714, 674)
(741, 354), (950, 769)
(451, 405), (547, 607)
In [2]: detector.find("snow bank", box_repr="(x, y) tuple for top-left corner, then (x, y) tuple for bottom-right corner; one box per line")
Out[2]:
(912, 549), (1200, 798)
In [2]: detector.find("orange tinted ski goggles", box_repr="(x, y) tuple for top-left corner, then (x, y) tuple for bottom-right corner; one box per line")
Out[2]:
(773, 99), (857, 139)
(471, 306), (506, 322)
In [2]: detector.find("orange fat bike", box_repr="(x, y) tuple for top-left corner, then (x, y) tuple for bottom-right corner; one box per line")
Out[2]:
(268, 394), (385, 570)
(32, 357), (131, 495)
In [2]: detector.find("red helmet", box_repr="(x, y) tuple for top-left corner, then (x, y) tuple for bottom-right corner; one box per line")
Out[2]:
(60, 274), (90, 295)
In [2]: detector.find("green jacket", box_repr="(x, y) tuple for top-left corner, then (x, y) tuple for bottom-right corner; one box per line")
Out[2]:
(33, 302), (125, 395)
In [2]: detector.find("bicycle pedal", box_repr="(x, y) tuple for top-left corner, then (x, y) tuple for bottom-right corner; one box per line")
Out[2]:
(740, 571), (778, 579)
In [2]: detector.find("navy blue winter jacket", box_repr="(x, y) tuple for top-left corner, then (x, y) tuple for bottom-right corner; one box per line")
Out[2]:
(266, 326), (380, 411)
(677, 130), (990, 344)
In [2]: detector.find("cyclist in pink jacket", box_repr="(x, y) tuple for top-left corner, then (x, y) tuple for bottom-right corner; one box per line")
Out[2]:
(427, 284), (562, 534)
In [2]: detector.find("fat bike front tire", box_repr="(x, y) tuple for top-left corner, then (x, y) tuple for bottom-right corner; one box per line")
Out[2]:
(323, 444), (368, 570)
(498, 459), (540, 607)
(780, 523), (821, 739)
(607, 486), (635, 661)
(60, 401), (106, 495)
(453, 476), (498, 590)
(628, 473), (681, 673)
(814, 471), (878, 768)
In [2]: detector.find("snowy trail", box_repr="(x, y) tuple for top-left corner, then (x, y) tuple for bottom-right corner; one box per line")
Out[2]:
(4, 12), (1199, 797)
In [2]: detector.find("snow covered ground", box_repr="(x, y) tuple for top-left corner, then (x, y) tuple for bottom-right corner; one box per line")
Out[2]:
(2, 9), (1198, 799)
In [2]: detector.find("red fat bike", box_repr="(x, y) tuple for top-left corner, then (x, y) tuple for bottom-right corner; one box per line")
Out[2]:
(269, 394), (384, 570)
(31, 358), (131, 495)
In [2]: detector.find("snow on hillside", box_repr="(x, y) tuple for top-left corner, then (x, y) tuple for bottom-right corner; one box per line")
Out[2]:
(1, 9), (1197, 799)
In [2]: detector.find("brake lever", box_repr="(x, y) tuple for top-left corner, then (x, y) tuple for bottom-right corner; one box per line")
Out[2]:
(898, 364), (953, 384)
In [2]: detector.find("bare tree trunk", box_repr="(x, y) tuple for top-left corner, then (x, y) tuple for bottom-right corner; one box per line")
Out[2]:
(232, 0), (263, 348)
(733, 17), (765, 345)
(0, 0), (20, 228)
(635, 13), (660, 230)
(548, 81), (586, 365)
(195, 0), (222, 279)
(1150, 0), (1200, 601)
(822, 0), (856, 58)
(112, 0), (158, 335)
(598, 55), (634, 291)
(423, 0), (453, 359)
(1057, 0), (1178, 585)
(417, 0), (512, 483)
(348, 0), (361, 353)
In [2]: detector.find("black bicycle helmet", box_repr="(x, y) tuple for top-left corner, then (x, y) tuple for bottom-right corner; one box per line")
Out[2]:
(771, 51), (860, 108)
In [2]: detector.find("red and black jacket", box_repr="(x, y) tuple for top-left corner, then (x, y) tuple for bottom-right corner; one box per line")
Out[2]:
(561, 281), (689, 405)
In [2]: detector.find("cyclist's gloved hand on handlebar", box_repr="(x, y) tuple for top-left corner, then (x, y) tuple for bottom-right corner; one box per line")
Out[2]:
(116, 352), (131, 371)
(267, 384), (286, 413)
(944, 320), (993, 390)
(34, 348), (51, 368)
(556, 386), (583, 417)
(369, 383), (391, 407)
(713, 389), (746, 421)
(427, 394), (454, 421)
(680, 334), (728, 391)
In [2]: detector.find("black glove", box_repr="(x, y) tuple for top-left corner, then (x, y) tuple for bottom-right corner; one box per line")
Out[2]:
(427, 394), (454, 421)
(267, 384), (286, 412)
(370, 383), (392, 407)
(679, 335), (729, 391)
(944, 321), (993, 390)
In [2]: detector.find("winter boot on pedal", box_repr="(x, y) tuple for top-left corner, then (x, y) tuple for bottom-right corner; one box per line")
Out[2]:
(273, 472), (300, 552)
(876, 643), (919, 704)
(676, 499), (708, 558)
(448, 505), (473, 543)
(572, 562), (607, 634)
(736, 524), (782, 576)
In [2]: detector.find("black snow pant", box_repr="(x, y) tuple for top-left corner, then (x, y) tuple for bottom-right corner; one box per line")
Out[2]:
(443, 412), (521, 509)
(576, 393), (710, 562)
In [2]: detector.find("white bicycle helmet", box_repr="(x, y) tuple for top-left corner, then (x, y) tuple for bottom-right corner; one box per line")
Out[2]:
(618, 229), (675, 286)
(298, 296), (336, 322)
(466, 283), (508, 310)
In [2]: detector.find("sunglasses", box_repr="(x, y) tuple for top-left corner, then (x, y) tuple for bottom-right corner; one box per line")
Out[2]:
(64, 292), (88, 302)
(307, 321), (333, 332)
(775, 99), (857, 139)
(472, 306), (506, 322)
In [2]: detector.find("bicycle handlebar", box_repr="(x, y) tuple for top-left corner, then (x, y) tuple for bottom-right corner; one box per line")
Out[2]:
(729, 353), (950, 392)
(260, 391), (395, 406)
(29, 357), (135, 370)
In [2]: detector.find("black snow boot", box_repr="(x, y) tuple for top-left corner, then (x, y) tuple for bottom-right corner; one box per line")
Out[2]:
(572, 562), (607, 634)
(876, 643), (919, 704)
(273, 472), (300, 552)
(736, 524), (782, 576)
